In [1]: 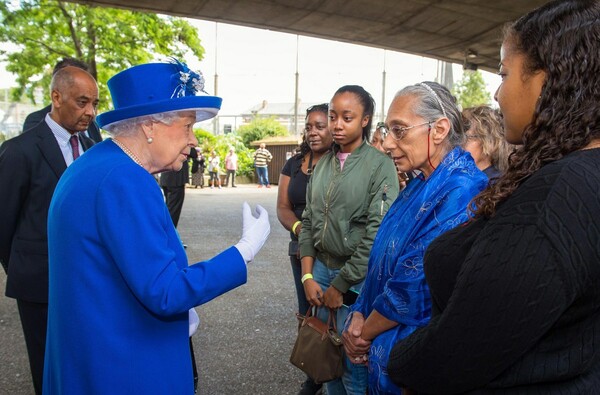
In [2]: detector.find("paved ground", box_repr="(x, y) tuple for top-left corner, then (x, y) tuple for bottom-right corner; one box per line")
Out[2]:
(0, 183), (308, 395)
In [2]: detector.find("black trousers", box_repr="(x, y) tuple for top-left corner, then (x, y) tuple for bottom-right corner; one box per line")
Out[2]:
(17, 299), (48, 395)
(225, 170), (236, 186)
(162, 186), (185, 227)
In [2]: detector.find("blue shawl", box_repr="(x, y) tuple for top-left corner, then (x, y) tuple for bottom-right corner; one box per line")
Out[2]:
(351, 147), (488, 394)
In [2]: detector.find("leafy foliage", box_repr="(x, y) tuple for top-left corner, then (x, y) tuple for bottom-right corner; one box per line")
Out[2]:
(0, 0), (204, 110)
(194, 129), (256, 177)
(237, 117), (289, 146)
(452, 70), (491, 109)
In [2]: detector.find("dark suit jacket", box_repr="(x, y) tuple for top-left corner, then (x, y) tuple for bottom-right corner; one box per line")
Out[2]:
(23, 104), (103, 143)
(159, 155), (191, 188)
(0, 121), (95, 302)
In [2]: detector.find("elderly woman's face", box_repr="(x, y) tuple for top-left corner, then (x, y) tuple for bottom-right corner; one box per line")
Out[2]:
(370, 128), (385, 153)
(382, 95), (434, 175)
(462, 131), (487, 170)
(151, 111), (197, 172)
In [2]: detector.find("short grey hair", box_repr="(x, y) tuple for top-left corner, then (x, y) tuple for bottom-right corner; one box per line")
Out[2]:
(105, 111), (186, 137)
(394, 81), (464, 147)
(50, 68), (75, 96)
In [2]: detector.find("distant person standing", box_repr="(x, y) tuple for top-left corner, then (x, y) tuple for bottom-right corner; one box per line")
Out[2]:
(253, 143), (272, 188)
(224, 147), (238, 187)
(22, 58), (103, 144)
(0, 66), (98, 395)
(208, 150), (221, 189)
(190, 148), (205, 188)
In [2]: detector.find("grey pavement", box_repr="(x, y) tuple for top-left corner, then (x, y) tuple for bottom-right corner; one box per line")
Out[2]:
(0, 183), (308, 395)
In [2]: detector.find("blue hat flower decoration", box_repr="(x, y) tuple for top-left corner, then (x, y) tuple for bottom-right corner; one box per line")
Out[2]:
(97, 58), (222, 131)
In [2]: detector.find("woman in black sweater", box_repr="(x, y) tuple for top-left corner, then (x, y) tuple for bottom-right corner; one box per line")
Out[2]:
(387, 1), (600, 393)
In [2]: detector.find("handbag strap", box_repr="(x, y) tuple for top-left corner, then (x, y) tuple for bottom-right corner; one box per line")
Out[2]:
(326, 308), (337, 333)
(303, 306), (338, 333)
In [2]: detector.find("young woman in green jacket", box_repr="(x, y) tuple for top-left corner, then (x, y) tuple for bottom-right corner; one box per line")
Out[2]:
(298, 85), (399, 395)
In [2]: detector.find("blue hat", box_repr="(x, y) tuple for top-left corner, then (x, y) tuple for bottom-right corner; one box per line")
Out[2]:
(96, 59), (222, 130)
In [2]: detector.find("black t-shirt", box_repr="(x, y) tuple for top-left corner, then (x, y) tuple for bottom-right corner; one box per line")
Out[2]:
(281, 154), (310, 232)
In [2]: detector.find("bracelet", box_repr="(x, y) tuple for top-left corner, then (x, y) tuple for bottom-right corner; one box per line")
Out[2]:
(291, 220), (302, 235)
(301, 273), (313, 284)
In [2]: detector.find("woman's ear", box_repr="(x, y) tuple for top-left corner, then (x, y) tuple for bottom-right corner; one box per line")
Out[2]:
(362, 115), (370, 128)
(431, 118), (450, 144)
(140, 121), (153, 140)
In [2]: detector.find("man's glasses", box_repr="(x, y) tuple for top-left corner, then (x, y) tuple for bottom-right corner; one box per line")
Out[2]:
(379, 121), (432, 141)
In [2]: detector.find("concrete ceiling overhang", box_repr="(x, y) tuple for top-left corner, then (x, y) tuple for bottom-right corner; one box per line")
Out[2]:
(64, 0), (550, 73)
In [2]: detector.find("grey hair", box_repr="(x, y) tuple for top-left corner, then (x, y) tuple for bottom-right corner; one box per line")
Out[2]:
(105, 111), (187, 137)
(394, 81), (464, 147)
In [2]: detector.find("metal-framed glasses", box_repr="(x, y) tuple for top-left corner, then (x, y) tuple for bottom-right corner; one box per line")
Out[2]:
(380, 121), (432, 141)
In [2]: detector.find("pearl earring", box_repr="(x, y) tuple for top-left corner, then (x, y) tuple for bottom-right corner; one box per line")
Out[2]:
(147, 137), (153, 144)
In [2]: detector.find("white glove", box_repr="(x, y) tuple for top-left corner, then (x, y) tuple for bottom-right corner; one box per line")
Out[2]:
(189, 308), (200, 337)
(234, 202), (270, 263)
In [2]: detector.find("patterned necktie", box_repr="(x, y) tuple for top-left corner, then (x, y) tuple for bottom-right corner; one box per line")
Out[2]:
(69, 134), (80, 160)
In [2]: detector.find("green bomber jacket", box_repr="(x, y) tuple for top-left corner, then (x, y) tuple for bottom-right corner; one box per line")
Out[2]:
(298, 140), (399, 293)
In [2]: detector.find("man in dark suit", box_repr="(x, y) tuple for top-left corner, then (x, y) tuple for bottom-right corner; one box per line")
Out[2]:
(22, 58), (103, 143)
(0, 66), (98, 395)
(159, 147), (196, 229)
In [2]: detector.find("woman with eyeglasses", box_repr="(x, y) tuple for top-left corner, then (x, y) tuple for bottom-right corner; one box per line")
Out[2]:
(462, 105), (513, 183)
(342, 81), (488, 394)
(276, 103), (332, 395)
(298, 85), (399, 395)
(388, 1), (600, 393)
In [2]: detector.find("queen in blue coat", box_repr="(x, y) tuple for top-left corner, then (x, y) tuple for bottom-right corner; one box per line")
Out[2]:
(43, 60), (270, 394)
(343, 82), (488, 394)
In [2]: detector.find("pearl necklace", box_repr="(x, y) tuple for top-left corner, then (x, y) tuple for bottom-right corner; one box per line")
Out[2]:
(112, 138), (143, 167)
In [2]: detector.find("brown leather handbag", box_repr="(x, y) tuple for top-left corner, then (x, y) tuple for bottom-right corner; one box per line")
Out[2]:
(289, 307), (344, 383)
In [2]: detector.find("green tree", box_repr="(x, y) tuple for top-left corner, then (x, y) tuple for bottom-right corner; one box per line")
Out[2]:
(452, 70), (491, 109)
(195, 130), (255, 177)
(237, 117), (289, 147)
(0, 0), (204, 110)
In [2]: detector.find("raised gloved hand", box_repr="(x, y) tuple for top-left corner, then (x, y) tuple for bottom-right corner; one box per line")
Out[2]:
(234, 202), (270, 263)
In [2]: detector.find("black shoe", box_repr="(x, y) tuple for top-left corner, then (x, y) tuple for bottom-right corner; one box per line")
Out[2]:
(183, 243), (188, 249)
(298, 378), (321, 395)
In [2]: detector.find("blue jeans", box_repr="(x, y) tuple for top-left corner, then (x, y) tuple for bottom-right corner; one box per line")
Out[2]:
(313, 259), (368, 395)
(255, 166), (269, 186)
(290, 254), (311, 315)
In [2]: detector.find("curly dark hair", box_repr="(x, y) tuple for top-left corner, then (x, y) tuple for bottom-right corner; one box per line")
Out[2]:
(472, 0), (600, 218)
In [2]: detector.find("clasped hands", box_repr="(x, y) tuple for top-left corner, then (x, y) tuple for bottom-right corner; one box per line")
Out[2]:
(304, 280), (370, 365)
(342, 312), (371, 365)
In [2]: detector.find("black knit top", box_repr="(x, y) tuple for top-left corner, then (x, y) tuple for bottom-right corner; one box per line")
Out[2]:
(388, 148), (600, 394)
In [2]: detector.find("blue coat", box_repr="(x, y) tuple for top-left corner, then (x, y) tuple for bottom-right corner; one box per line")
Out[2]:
(43, 140), (247, 394)
(351, 147), (488, 394)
